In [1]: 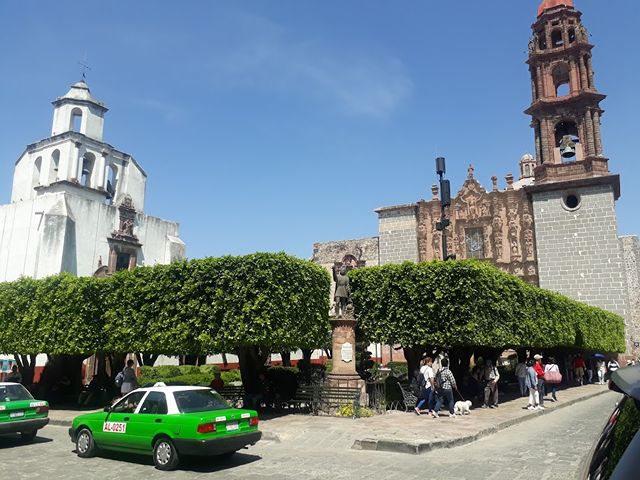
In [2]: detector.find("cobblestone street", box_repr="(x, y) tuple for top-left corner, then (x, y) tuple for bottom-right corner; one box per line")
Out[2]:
(0, 391), (618, 480)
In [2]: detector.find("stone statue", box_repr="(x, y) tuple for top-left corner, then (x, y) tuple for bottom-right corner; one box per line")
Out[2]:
(332, 264), (351, 318)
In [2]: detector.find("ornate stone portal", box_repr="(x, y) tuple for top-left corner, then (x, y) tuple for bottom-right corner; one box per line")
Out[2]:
(416, 165), (540, 285)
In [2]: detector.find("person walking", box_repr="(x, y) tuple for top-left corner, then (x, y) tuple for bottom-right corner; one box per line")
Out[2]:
(525, 359), (540, 410)
(573, 353), (586, 386)
(607, 357), (620, 381)
(515, 358), (527, 397)
(415, 357), (435, 415)
(119, 359), (138, 395)
(533, 354), (545, 409)
(432, 358), (458, 418)
(544, 357), (561, 402)
(481, 359), (500, 408)
(596, 359), (606, 384)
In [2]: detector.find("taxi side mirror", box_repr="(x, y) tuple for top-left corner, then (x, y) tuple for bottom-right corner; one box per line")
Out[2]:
(103, 405), (112, 412)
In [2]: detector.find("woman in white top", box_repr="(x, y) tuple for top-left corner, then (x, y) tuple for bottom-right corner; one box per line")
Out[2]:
(544, 358), (560, 402)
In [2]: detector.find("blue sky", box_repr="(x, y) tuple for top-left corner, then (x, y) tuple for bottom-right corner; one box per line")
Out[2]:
(1, 1), (638, 260)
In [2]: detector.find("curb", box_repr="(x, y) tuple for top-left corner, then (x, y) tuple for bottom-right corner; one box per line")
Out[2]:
(352, 389), (612, 455)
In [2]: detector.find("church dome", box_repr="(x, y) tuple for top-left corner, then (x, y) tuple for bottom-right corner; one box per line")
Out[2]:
(538, 0), (574, 17)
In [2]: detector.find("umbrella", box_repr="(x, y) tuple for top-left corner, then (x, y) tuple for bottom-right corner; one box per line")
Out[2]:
(593, 353), (606, 359)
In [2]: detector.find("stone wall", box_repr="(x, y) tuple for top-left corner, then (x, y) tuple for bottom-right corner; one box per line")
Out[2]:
(532, 183), (628, 317)
(375, 204), (419, 265)
(620, 236), (640, 357)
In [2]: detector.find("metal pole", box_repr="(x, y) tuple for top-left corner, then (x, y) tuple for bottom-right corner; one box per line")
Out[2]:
(439, 171), (448, 260)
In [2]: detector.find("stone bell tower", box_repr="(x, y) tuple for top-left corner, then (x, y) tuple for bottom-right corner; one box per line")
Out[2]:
(526, 1), (628, 324)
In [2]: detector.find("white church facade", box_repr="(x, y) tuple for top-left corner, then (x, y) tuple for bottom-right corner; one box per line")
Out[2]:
(0, 80), (185, 282)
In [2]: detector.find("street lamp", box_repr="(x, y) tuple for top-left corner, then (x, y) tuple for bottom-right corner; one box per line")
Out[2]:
(435, 157), (455, 260)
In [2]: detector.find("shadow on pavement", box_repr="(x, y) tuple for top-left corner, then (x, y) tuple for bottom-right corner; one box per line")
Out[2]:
(69, 447), (262, 472)
(0, 434), (53, 449)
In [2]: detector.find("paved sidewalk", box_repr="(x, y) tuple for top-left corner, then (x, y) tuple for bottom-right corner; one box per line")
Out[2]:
(49, 383), (613, 455)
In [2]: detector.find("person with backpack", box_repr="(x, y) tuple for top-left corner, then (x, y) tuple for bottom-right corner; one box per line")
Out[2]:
(481, 359), (500, 408)
(432, 357), (458, 418)
(116, 359), (138, 395)
(414, 357), (435, 415)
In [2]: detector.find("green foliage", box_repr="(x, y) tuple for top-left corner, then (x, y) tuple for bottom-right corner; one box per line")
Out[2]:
(386, 362), (409, 378)
(154, 365), (182, 378)
(178, 365), (201, 375)
(350, 260), (625, 352)
(335, 403), (374, 418)
(0, 253), (331, 358)
(220, 369), (242, 384)
(138, 365), (158, 380)
(199, 364), (220, 375)
(139, 373), (211, 387)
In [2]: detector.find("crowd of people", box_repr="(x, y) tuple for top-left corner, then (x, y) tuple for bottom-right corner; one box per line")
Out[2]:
(412, 352), (628, 417)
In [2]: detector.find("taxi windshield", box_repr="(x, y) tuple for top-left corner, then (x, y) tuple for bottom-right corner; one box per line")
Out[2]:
(0, 384), (34, 402)
(174, 389), (229, 413)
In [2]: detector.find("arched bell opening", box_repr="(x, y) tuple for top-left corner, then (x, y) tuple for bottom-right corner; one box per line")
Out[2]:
(552, 63), (571, 97)
(554, 120), (581, 162)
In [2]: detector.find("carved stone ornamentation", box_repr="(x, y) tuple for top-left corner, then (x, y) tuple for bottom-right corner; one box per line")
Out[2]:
(415, 167), (539, 284)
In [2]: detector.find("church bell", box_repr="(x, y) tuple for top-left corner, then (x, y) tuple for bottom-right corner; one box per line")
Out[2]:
(560, 135), (577, 159)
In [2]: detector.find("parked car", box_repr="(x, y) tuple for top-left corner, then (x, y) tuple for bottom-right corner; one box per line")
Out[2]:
(68, 383), (261, 471)
(580, 364), (640, 479)
(0, 382), (50, 441)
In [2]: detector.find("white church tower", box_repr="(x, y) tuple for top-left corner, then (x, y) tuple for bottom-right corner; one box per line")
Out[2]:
(0, 80), (185, 281)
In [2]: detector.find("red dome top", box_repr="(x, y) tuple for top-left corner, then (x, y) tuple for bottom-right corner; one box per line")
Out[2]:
(537, 0), (574, 17)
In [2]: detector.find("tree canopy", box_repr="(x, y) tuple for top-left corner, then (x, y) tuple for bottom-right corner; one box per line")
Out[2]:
(0, 253), (331, 356)
(349, 260), (625, 353)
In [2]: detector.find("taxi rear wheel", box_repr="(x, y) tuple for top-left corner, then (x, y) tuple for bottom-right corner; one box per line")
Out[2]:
(153, 437), (179, 471)
(20, 430), (37, 442)
(76, 428), (97, 458)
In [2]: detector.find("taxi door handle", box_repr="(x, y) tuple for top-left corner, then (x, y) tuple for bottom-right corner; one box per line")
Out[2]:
(123, 417), (130, 421)
(155, 418), (162, 423)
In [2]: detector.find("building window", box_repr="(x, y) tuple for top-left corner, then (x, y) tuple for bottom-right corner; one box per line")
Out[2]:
(465, 228), (484, 259)
(116, 253), (131, 271)
(563, 192), (581, 211)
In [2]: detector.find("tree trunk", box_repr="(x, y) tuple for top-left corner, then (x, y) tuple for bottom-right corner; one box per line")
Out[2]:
(222, 353), (229, 368)
(135, 353), (159, 367)
(403, 346), (426, 379)
(280, 351), (291, 367)
(237, 346), (269, 395)
(14, 354), (36, 386)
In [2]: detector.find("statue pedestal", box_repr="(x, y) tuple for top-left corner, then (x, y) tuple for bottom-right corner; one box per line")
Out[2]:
(326, 315), (365, 403)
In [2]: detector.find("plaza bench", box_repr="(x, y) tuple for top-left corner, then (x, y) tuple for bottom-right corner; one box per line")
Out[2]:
(286, 384), (316, 411)
(396, 382), (418, 412)
(220, 385), (245, 407)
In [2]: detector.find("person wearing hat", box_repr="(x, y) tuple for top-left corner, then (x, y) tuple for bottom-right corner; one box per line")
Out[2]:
(533, 354), (545, 409)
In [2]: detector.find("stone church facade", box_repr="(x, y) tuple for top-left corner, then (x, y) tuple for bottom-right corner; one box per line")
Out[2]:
(313, 0), (640, 357)
(0, 80), (185, 282)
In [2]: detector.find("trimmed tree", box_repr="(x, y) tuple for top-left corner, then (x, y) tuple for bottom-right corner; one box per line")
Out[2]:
(350, 260), (625, 376)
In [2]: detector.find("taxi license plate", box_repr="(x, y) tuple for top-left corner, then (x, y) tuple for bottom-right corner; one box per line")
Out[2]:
(10, 411), (25, 418)
(226, 421), (239, 431)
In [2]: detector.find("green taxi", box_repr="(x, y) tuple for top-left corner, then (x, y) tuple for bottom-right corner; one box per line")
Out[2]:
(68, 383), (261, 470)
(0, 382), (50, 441)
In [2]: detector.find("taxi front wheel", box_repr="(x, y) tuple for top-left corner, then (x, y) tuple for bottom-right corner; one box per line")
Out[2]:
(76, 428), (97, 458)
(153, 437), (180, 471)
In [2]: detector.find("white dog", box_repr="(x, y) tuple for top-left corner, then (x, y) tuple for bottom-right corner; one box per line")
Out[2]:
(454, 400), (472, 415)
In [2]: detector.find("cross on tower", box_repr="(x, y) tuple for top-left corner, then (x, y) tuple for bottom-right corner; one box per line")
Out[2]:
(78, 60), (91, 81)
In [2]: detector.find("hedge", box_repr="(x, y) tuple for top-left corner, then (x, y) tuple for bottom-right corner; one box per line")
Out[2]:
(349, 260), (625, 352)
(0, 252), (331, 356)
